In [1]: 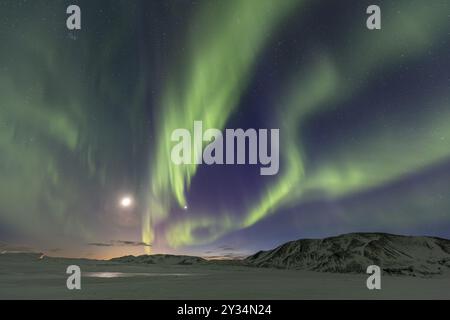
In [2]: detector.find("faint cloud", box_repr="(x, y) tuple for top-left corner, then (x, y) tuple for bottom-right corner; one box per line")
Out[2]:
(218, 245), (236, 251)
(87, 240), (152, 247)
(0, 242), (35, 253)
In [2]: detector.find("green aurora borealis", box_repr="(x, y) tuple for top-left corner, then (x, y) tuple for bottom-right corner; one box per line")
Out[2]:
(0, 0), (449, 258)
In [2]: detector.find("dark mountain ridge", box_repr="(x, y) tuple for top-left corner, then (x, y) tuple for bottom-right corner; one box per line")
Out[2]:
(110, 254), (206, 265)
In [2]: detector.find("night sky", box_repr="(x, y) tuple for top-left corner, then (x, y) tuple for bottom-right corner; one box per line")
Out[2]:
(0, 0), (449, 259)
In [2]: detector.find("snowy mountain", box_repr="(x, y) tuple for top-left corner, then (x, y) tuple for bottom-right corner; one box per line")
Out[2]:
(245, 233), (450, 276)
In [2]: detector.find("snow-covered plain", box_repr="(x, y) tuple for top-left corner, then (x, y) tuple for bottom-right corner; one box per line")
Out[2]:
(0, 252), (449, 299)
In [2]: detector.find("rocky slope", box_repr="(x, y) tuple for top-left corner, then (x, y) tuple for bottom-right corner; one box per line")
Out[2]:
(245, 233), (450, 277)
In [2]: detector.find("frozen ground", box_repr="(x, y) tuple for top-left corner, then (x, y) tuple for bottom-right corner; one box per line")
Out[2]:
(0, 253), (449, 299)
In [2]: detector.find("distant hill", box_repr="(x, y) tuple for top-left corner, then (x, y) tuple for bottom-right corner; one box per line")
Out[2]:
(244, 233), (450, 277)
(110, 254), (206, 265)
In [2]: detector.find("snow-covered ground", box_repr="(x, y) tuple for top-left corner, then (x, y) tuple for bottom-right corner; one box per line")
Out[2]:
(0, 253), (449, 299)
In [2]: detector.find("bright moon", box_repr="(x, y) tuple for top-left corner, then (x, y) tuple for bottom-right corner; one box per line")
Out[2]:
(120, 196), (133, 208)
